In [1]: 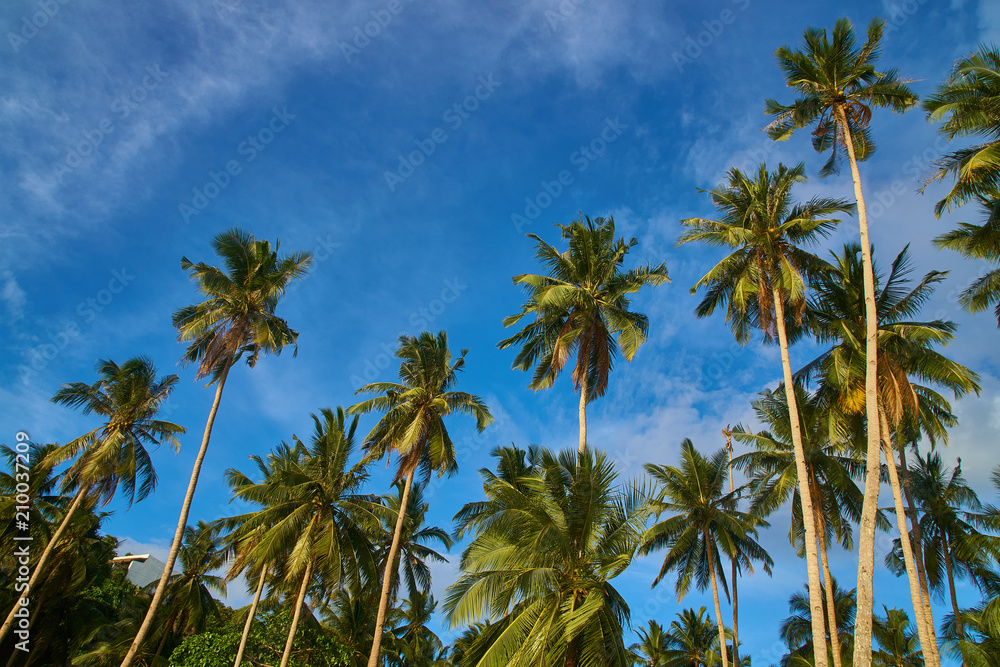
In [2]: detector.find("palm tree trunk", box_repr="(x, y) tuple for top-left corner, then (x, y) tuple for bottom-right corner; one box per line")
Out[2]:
(943, 533), (965, 650)
(706, 531), (729, 667)
(772, 289), (829, 667)
(4, 589), (48, 667)
(877, 407), (940, 667)
(724, 432), (739, 667)
(577, 369), (588, 460)
(835, 105), (882, 667)
(813, 495), (844, 667)
(898, 445), (938, 652)
(367, 471), (415, 667)
(234, 564), (267, 667)
(120, 360), (233, 667)
(281, 558), (314, 667)
(153, 608), (179, 663)
(0, 482), (90, 645)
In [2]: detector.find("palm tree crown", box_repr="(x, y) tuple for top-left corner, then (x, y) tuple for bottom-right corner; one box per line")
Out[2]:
(934, 196), (1000, 327)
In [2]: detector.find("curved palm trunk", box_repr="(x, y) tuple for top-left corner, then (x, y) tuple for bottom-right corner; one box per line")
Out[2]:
(234, 564), (267, 667)
(367, 471), (415, 667)
(152, 608), (179, 663)
(943, 533), (965, 658)
(121, 361), (233, 667)
(773, 290), (829, 667)
(834, 106), (882, 667)
(281, 559), (314, 667)
(577, 370), (588, 460)
(705, 531), (729, 667)
(724, 434), (739, 667)
(877, 408), (940, 667)
(0, 483), (90, 645)
(813, 494), (844, 667)
(898, 446), (938, 654)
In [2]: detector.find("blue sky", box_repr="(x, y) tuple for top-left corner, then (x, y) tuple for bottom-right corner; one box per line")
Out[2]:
(2, 0), (999, 662)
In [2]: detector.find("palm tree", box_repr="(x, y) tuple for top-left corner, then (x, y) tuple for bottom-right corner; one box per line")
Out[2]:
(387, 591), (448, 667)
(350, 331), (492, 667)
(0, 357), (183, 648)
(446, 446), (648, 667)
(499, 215), (669, 457)
(934, 196), (1000, 327)
(219, 407), (382, 667)
(664, 608), (723, 667)
(733, 386), (874, 667)
(629, 619), (669, 666)
(872, 606), (923, 667)
(804, 243), (981, 662)
(779, 579), (856, 667)
(640, 440), (773, 667)
(378, 481), (452, 604)
(765, 20), (917, 663)
(0, 442), (66, 564)
(678, 161), (851, 667)
(121, 228), (312, 667)
(150, 521), (227, 661)
(923, 45), (1000, 215)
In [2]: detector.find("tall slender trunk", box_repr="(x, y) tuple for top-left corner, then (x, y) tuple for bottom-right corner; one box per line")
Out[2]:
(813, 492), (844, 667)
(152, 608), (179, 663)
(281, 559), (314, 667)
(577, 370), (588, 460)
(706, 530), (729, 667)
(835, 105), (882, 667)
(234, 564), (267, 667)
(878, 407), (940, 667)
(943, 533), (965, 658)
(898, 445), (938, 654)
(367, 471), (415, 667)
(121, 361), (233, 667)
(0, 483), (90, 645)
(773, 290), (829, 667)
(723, 430), (739, 667)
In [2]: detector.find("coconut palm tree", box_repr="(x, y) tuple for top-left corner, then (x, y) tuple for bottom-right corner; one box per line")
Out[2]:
(779, 579), (856, 667)
(733, 386), (875, 667)
(804, 243), (981, 662)
(640, 440), (773, 667)
(663, 608), (723, 667)
(219, 407), (382, 667)
(0, 357), (183, 648)
(0, 442), (65, 564)
(121, 228), (312, 667)
(628, 619), (669, 666)
(765, 20), (918, 663)
(378, 481), (452, 604)
(150, 521), (227, 661)
(446, 445), (649, 667)
(872, 606), (923, 667)
(678, 161), (852, 666)
(499, 215), (669, 457)
(923, 45), (1000, 215)
(351, 331), (492, 667)
(934, 195), (1000, 327)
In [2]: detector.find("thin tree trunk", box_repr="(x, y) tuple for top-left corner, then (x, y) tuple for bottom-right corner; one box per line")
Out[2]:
(836, 105), (882, 667)
(814, 496), (844, 667)
(281, 558), (314, 667)
(723, 429), (739, 667)
(577, 369), (588, 460)
(234, 564), (267, 667)
(898, 445), (939, 656)
(152, 608), (179, 663)
(0, 483), (90, 645)
(878, 407), (940, 667)
(773, 290), (829, 667)
(706, 530), (730, 667)
(943, 533), (965, 656)
(367, 471), (415, 667)
(120, 361), (233, 667)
